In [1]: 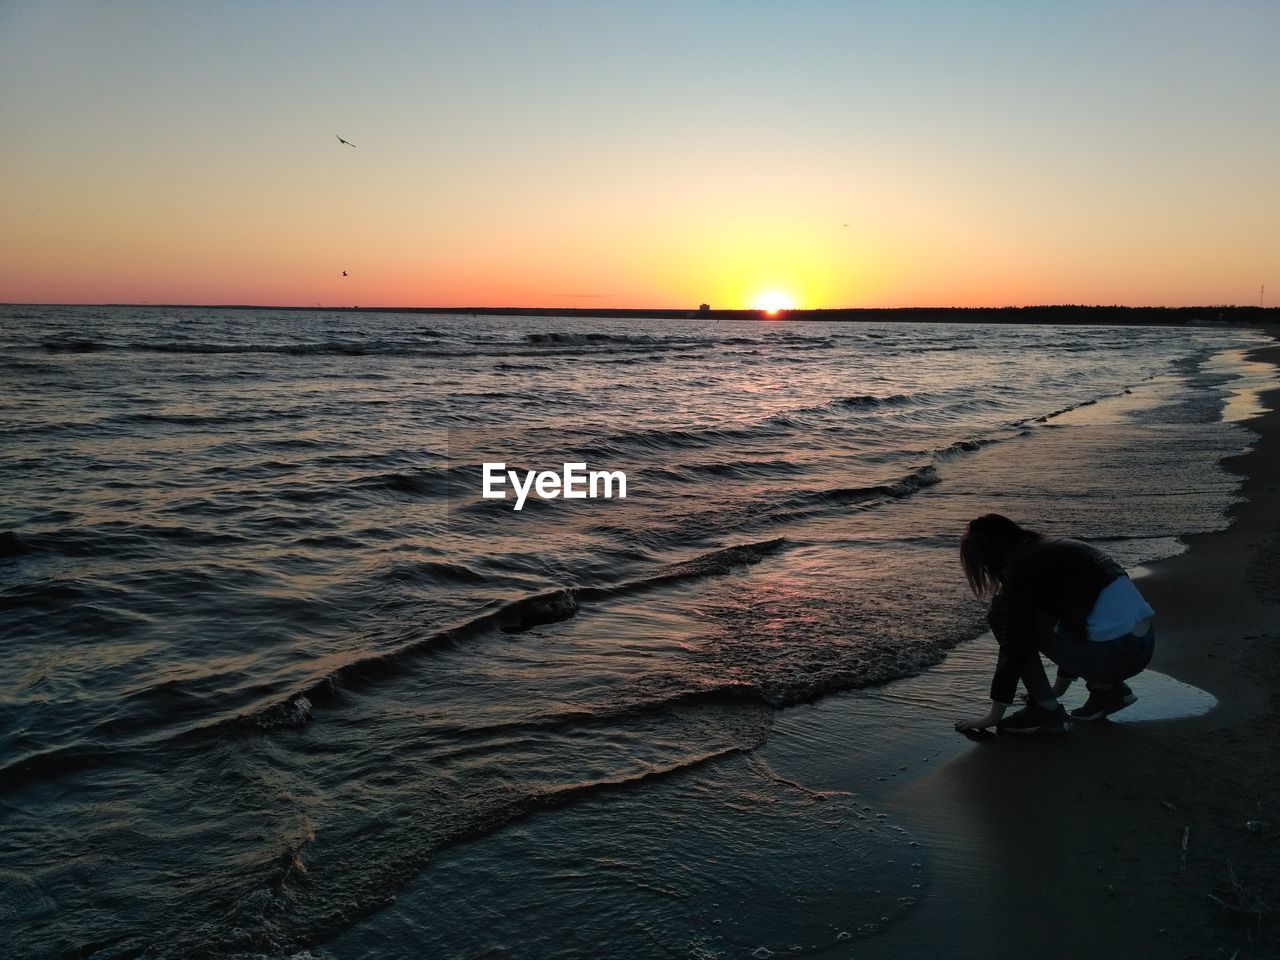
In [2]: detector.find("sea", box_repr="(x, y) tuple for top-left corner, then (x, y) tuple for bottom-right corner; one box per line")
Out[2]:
(0, 305), (1272, 959)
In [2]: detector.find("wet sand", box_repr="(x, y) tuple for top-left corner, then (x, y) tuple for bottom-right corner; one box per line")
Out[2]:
(759, 338), (1280, 959)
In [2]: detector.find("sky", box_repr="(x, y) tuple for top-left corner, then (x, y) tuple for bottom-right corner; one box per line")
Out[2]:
(1, 1), (1277, 309)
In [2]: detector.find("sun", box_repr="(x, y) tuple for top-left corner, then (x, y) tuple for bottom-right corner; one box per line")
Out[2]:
(752, 290), (796, 316)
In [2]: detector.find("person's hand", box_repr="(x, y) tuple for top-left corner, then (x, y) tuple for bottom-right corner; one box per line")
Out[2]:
(954, 702), (1008, 731)
(954, 714), (996, 732)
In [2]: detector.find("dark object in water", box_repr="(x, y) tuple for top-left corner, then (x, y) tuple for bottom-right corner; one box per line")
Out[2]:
(958, 727), (997, 742)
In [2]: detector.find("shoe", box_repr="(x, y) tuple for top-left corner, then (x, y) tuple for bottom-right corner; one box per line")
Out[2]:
(997, 702), (1072, 735)
(1070, 682), (1137, 721)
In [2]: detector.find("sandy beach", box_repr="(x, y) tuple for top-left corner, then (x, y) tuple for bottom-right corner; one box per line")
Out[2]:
(789, 338), (1280, 959)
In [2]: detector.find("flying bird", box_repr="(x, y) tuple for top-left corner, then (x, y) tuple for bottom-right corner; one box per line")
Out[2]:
(342, 271), (348, 277)
(337, 135), (356, 148)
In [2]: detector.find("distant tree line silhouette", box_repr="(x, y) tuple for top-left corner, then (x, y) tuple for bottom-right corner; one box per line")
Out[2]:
(112, 303), (1277, 326)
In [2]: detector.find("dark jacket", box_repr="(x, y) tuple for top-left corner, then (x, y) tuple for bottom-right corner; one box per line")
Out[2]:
(987, 537), (1124, 704)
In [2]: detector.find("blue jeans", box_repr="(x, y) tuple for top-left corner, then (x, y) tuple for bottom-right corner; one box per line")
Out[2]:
(1020, 610), (1156, 702)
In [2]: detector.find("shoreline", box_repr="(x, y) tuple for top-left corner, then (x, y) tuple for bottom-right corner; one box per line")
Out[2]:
(789, 337), (1280, 958)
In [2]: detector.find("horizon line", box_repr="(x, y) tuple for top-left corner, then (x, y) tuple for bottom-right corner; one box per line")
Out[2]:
(3, 301), (1276, 313)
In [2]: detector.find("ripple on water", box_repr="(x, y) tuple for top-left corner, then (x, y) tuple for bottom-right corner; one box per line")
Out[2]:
(322, 751), (926, 960)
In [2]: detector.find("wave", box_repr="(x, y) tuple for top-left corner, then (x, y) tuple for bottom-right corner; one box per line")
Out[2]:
(587, 457), (960, 562)
(114, 409), (313, 428)
(35, 338), (439, 358)
(0, 523), (252, 563)
(380, 559), (490, 585)
(210, 538), (788, 732)
(577, 391), (938, 459)
(417, 680), (773, 750)
(1016, 381), (1149, 427)
(495, 361), (553, 371)
(1030, 397), (1097, 423)
(28, 338), (676, 363)
(580, 537), (786, 600)
(571, 401), (906, 461)
(830, 393), (914, 410)
(353, 469), (450, 497)
(0, 530), (32, 558)
(138, 737), (757, 960)
(525, 332), (699, 347)
(575, 422), (774, 458)
(0, 577), (116, 612)
(0, 356), (61, 375)
(26, 328), (854, 364)
(882, 463), (942, 498)
(641, 457), (809, 483)
(784, 464), (941, 509)
(136, 340), (382, 356)
(39, 338), (103, 352)
(0, 741), (140, 792)
(933, 436), (992, 460)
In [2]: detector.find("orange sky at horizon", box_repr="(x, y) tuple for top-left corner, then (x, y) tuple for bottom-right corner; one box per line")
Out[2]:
(2, 2), (1277, 310)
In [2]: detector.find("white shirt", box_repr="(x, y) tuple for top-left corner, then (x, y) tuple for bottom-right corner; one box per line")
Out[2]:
(1086, 576), (1155, 641)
